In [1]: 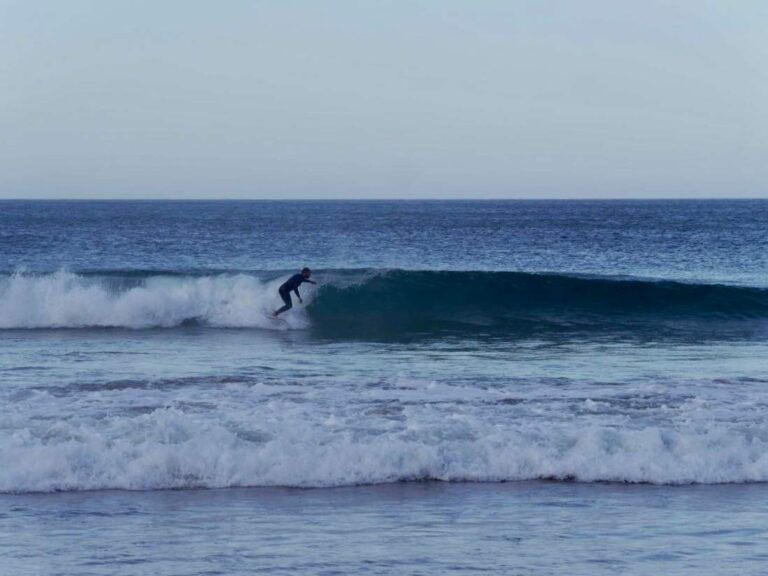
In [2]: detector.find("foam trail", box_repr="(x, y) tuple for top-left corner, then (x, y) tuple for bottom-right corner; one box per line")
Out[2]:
(0, 271), (308, 329)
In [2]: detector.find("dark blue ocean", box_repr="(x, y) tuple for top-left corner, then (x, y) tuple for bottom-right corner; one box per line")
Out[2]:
(2, 200), (768, 575)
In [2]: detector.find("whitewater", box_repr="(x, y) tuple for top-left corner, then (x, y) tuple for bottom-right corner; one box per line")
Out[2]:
(4, 369), (768, 493)
(0, 270), (308, 329)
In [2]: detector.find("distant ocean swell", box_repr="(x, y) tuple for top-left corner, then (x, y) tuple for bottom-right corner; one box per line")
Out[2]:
(1, 269), (767, 333)
(3, 405), (768, 493)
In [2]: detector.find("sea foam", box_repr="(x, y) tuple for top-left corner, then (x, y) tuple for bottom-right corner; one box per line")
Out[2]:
(0, 271), (308, 329)
(3, 403), (768, 493)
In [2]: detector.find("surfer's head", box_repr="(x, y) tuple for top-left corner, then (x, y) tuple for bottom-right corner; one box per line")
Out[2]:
(301, 267), (312, 279)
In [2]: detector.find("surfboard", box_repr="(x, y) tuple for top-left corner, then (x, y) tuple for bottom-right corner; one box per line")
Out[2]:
(263, 312), (288, 325)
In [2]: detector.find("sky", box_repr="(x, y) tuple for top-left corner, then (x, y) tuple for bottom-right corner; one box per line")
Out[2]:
(1, 0), (767, 199)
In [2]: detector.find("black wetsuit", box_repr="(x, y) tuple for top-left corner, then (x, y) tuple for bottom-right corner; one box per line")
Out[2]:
(275, 273), (315, 315)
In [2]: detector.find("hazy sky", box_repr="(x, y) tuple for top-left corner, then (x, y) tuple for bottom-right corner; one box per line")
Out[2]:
(2, 1), (767, 199)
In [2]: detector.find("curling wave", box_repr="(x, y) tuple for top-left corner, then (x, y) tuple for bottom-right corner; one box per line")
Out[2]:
(1, 269), (767, 334)
(309, 270), (768, 336)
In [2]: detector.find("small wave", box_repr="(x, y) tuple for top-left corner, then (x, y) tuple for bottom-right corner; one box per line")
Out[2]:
(1, 269), (767, 334)
(3, 407), (768, 493)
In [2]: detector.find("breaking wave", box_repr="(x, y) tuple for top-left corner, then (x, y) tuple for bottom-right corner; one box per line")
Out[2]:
(0, 270), (307, 330)
(1, 269), (767, 335)
(3, 405), (768, 493)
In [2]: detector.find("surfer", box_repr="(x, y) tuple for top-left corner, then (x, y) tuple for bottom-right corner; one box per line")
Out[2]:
(273, 267), (316, 317)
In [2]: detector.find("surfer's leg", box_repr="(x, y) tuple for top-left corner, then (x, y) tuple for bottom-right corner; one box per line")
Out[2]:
(274, 289), (293, 316)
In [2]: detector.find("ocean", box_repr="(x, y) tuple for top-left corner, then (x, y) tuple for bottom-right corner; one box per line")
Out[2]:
(2, 199), (768, 575)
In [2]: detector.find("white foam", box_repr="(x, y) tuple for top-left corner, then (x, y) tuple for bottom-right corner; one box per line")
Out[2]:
(0, 271), (310, 329)
(3, 402), (768, 493)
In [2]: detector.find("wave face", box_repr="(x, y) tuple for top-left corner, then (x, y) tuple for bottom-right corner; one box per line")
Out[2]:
(310, 270), (768, 336)
(1, 270), (767, 334)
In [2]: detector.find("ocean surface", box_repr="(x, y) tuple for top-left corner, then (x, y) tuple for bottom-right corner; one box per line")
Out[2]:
(2, 199), (768, 574)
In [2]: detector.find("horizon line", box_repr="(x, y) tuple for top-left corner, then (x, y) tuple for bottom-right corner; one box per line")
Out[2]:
(1, 196), (767, 202)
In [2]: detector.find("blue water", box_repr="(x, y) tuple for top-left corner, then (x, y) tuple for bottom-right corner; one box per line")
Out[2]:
(3, 200), (767, 284)
(2, 200), (768, 574)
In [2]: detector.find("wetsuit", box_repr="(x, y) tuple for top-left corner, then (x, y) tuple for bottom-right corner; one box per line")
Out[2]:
(275, 273), (315, 315)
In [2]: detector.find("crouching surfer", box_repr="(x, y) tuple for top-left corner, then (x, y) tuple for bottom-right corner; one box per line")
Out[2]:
(273, 267), (316, 317)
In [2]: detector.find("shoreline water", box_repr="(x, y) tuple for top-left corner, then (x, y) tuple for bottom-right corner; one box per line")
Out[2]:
(3, 481), (768, 575)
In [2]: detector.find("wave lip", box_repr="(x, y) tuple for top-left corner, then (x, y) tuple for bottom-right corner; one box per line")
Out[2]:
(1, 269), (767, 333)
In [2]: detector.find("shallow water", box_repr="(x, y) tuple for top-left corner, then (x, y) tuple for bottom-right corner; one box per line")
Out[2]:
(4, 482), (768, 576)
